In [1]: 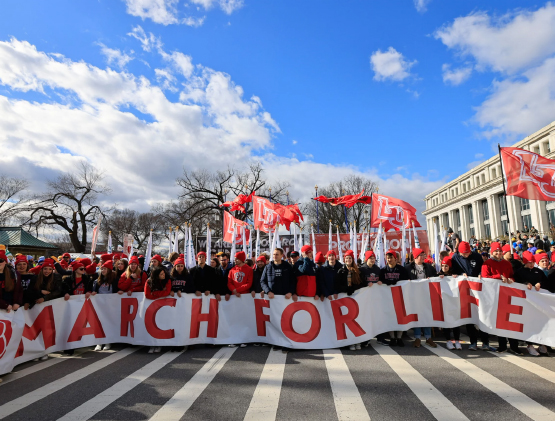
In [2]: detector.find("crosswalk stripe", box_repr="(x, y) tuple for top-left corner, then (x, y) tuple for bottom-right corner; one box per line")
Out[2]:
(0, 346), (140, 419)
(56, 350), (184, 421)
(427, 344), (555, 421)
(149, 346), (237, 421)
(457, 332), (555, 384)
(243, 349), (287, 421)
(323, 348), (370, 421)
(372, 342), (469, 421)
(0, 349), (91, 387)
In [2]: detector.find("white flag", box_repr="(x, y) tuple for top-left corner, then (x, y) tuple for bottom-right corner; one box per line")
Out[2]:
(375, 223), (384, 268)
(248, 226), (252, 259)
(336, 225), (343, 263)
(328, 220), (332, 252)
(292, 224), (299, 252)
(268, 229), (273, 256)
(168, 228), (173, 257)
(412, 222), (421, 249)
(183, 227), (189, 267)
(107, 231), (113, 254)
(311, 225), (316, 255)
(242, 226), (247, 255)
(143, 230), (153, 272)
(440, 228), (448, 253)
(434, 222), (441, 272)
(230, 223), (237, 264)
(353, 222), (358, 262)
(255, 228), (260, 259)
(408, 227), (412, 255)
(172, 228), (179, 254)
(299, 228), (304, 250)
(275, 224), (281, 249)
(188, 225), (196, 269)
(359, 231), (367, 262)
(206, 224), (211, 261)
(401, 219), (406, 266)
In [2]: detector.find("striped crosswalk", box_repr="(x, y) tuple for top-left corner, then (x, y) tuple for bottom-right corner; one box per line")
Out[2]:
(1, 337), (555, 421)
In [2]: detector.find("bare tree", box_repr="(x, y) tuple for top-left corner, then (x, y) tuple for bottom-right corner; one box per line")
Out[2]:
(103, 209), (165, 252)
(305, 175), (378, 233)
(0, 175), (29, 225)
(172, 163), (291, 237)
(23, 162), (111, 253)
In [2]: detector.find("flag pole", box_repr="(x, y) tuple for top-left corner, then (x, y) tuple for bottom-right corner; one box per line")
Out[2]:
(498, 144), (514, 253)
(315, 185), (320, 233)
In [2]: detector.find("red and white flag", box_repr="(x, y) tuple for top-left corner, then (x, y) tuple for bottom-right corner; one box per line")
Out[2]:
(252, 195), (281, 233)
(223, 211), (250, 244)
(500, 146), (555, 201)
(370, 193), (420, 231)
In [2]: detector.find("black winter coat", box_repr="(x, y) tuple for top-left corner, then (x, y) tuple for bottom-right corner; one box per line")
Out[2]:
(334, 266), (365, 295)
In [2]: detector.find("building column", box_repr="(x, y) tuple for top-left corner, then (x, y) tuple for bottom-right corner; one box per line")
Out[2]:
(460, 206), (469, 241)
(530, 200), (549, 235)
(506, 196), (521, 234)
(489, 194), (502, 239)
(473, 200), (483, 240)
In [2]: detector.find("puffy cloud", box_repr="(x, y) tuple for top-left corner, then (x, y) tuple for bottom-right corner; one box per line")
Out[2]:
(441, 63), (472, 85)
(123, 0), (180, 25)
(190, 0), (244, 14)
(370, 47), (416, 82)
(414, 0), (431, 13)
(435, 3), (555, 74)
(98, 43), (134, 69)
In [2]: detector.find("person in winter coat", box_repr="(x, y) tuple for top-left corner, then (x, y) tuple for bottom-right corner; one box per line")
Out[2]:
(295, 245), (317, 297)
(438, 257), (462, 350)
(379, 250), (409, 346)
(0, 251), (21, 312)
(118, 256), (148, 295)
(60, 252), (71, 269)
(405, 248), (437, 348)
(115, 259), (128, 280)
(62, 261), (94, 300)
(250, 255), (266, 297)
(190, 251), (221, 300)
(170, 258), (195, 297)
(227, 251), (253, 297)
(334, 250), (364, 351)
(90, 261), (118, 352)
(145, 267), (172, 354)
(14, 255), (43, 309)
(317, 250), (342, 301)
(502, 244), (522, 274)
(482, 242), (521, 355)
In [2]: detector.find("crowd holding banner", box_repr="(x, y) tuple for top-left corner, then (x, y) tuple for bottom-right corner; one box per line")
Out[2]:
(1, 151), (555, 376)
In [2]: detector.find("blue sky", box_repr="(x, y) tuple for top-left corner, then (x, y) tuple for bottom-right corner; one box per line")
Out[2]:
(1, 0), (554, 219)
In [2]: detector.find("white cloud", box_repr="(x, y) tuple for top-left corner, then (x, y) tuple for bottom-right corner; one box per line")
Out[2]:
(0, 36), (441, 224)
(441, 63), (472, 85)
(414, 0), (431, 13)
(370, 47), (416, 82)
(292, 139), (297, 145)
(98, 43), (133, 69)
(475, 57), (555, 138)
(435, 4), (555, 74)
(474, 153), (484, 159)
(123, 0), (205, 26)
(190, 0), (244, 14)
(128, 26), (162, 52)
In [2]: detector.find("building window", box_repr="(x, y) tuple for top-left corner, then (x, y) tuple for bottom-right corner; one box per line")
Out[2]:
(468, 205), (474, 224)
(501, 220), (509, 236)
(455, 209), (461, 229)
(499, 194), (507, 216)
(482, 200), (489, 221)
(547, 142), (551, 153)
(520, 198), (530, 211)
(522, 214), (532, 231)
(481, 174), (486, 184)
(484, 223), (491, 239)
(548, 209), (555, 228)
(476, 176), (480, 186)
(492, 168), (497, 178)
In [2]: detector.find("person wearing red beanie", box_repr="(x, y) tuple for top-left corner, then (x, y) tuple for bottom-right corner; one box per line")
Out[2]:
(0, 253), (21, 313)
(314, 252), (325, 266)
(294, 243), (317, 299)
(226, 251), (253, 348)
(118, 256), (148, 296)
(190, 249), (221, 300)
(315, 250), (343, 303)
(250, 255), (267, 299)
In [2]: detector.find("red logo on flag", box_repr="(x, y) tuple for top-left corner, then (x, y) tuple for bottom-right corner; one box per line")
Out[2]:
(223, 211), (250, 244)
(0, 320), (13, 360)
(371, 193), (420, 231)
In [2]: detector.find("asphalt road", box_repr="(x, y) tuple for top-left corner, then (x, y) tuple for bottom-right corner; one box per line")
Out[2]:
(0, 332), (554, 421)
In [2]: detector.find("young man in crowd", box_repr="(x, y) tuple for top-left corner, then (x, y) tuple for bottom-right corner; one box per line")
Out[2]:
(405, 248), (437, 348)
(227, 251), (253, 348)
(251, 255), (267, 298)
(260, 247), (297, 352)
(316, 250), (342, 301)
(379, 250), (409, 346)
(295, 245), (317, 298)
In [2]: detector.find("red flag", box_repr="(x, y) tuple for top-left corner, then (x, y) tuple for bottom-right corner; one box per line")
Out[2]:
(313, 190), (372, 208)
(370, 193), (420, 231)
(500, 146), (555, 201)
(223, 211), (250, 244)
(220, 193), (253, 213)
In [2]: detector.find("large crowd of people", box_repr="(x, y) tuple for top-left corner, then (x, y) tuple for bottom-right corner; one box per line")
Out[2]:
(1, 226), (555, 359)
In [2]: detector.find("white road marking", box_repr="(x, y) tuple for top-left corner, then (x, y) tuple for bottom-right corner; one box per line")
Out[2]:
(323, 348), (370, 421)
(373, 342), (468, 421)
(0, 347), (140, 419)
(57, 350), (183, 421)
(243, 349), (287, 421)
(149, 346), (237, 421)
(427, 344), (555, 421)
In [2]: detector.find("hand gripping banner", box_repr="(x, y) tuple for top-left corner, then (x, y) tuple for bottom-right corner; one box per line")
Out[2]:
(0, 277), (554, 374)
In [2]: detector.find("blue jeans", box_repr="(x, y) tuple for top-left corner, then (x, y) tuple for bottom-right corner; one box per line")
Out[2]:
(413, 327), (431, 339)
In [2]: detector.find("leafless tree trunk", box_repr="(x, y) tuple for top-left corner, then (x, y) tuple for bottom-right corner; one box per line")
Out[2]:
(103, 209), (165, 252)
(0, 175), (30, 225)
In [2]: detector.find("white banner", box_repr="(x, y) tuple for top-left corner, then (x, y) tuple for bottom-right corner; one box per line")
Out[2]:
(1, 277), (554, 375)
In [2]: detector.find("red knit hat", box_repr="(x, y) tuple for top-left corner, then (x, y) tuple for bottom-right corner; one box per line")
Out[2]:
(490, 242), (502, 252)
(179, 253), (184, 259)
(535, 253), (548, 264)
(102, 261), (114, 271)
(441, 257), (452, 268)
(513, 253), (521, 260)
(235, 251), (246, 262)
(412, 248), (424, 259)
(325, 250), (337, 257)
(458, 242), (471, 253)
(256, 255), (267, 263)
(502, 244), (511, 253)
(344, 250), (354, 258)
(151, 254), (163, 263)
(522, 251), (534, 264)
(0, 251), (7, 262)
(70, 261), (84, 270)
(15, 255), (28, 264)
(80, 258), (92, 266)
(129, 256), (140, 265)
(301, 245), (313, 253)
(364, 250), (375, 260)
(386, 249), (397, 258)
(315, 251), (325, 264)
(424, 256), (434, 264)
(62, 253), (71, 258)
(113, 253), (121, 260)
(42, 258), (55, 269)
(174, 258), (185, 266)
(197, 251), (207, 259)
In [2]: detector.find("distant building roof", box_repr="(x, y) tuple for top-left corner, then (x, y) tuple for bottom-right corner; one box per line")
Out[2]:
(0, 227), (57, 249)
